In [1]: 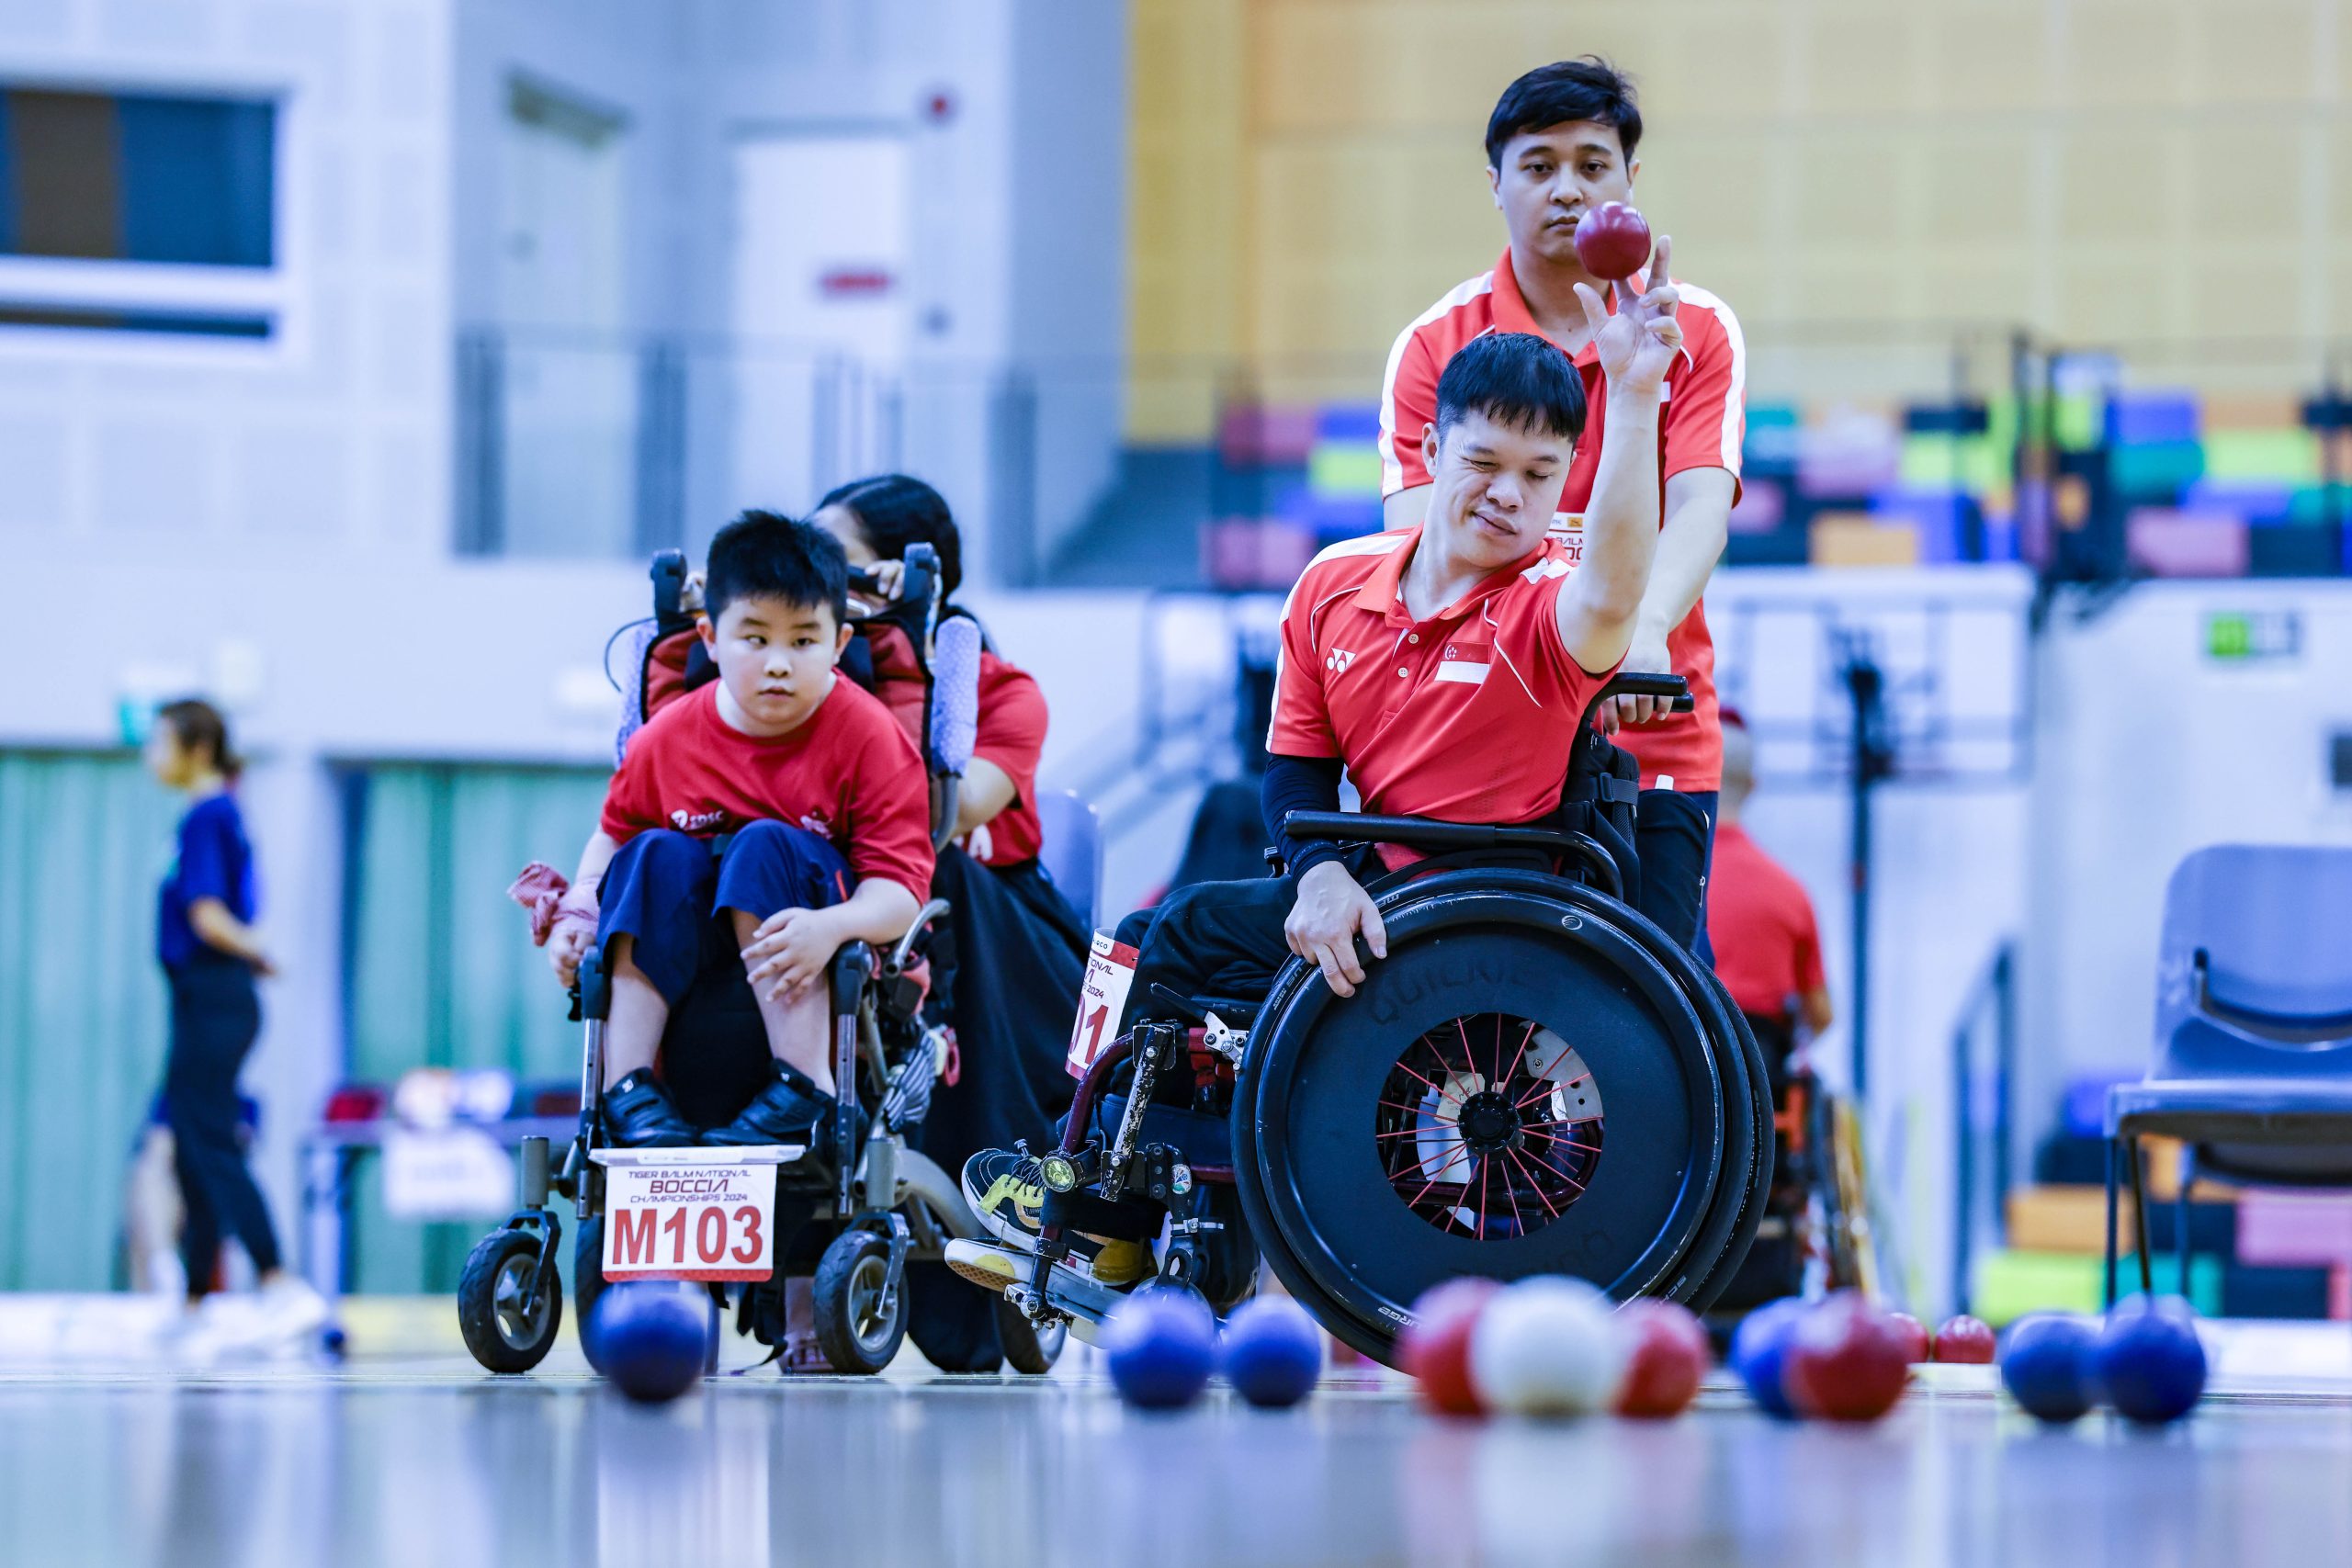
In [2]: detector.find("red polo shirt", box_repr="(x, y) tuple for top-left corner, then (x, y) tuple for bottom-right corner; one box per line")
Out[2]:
(1378, 247), (1746, 792)
(601, 678), (935, 895)
(1268, 529), (1618, 864)
(858, 621), (1049, 869)
(1704, 821), (1826, 1023)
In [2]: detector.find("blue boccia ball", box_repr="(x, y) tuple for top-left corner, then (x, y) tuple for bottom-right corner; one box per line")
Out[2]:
(1102, 1290), (1217, 1410)
(1220, 1296), (1324, 1409)
(590, 1283), (711, 1404)
(1730, 1298), (1811, 1420)
(1999, 1313), (2100, 1423)
(2093, 1295), (2207, 1426)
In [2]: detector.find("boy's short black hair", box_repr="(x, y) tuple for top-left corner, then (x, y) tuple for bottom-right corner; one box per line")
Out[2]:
(816, 473), (962, 598)
(1486, 58), (1642, 168)
(1434, 332), (1587, 447)
(706, 509), (849, 625)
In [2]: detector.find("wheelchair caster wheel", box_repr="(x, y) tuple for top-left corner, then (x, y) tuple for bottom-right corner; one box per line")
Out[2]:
(993, 1295), (1067, 1375)
(812, 1229), (907, 1374)
(457, 1228), (563, 1374)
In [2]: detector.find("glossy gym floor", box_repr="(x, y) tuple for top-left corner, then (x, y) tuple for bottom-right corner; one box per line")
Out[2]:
(6, 1332), (2348, 1568)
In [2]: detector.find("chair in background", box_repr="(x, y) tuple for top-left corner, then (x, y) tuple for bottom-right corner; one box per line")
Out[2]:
(1037, 789), (1103, 932)
(2106, 844), (2352, 1305)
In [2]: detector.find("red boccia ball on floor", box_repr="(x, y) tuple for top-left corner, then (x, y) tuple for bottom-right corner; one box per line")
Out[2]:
(1400, 1278), (1499, 1416)
(1932, 1314), (1997, 1364)
(1613, 1299), (1712, 1418)
(1783, 1292), (1911, 1423)
(1886, 1312), (1931, 1364)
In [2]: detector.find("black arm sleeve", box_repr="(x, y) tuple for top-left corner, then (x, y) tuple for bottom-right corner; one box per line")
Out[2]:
(1261, 754), (1346, 879)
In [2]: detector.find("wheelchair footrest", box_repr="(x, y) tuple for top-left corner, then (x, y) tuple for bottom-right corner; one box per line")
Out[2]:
(1021, 1256), (1125, 1331)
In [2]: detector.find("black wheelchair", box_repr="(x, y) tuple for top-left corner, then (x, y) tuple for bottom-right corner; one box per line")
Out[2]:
(985, 674), (1773, 1367)
(457, 544), (1064, 1377)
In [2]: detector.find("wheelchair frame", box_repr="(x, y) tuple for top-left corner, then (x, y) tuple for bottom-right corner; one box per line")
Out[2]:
(457, 544), (1065, 1376)
(992, 673), (1774, 1365)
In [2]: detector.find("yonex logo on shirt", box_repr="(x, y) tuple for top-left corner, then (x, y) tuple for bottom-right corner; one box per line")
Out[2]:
(1327, 649), (1356, 673)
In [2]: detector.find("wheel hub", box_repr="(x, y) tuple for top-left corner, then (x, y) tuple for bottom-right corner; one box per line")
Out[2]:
(1374, 1012), (1605, 1240)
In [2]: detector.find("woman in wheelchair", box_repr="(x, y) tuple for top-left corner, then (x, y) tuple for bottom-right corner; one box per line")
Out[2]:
(949, 311), (1771, 1362)
(544, 511), (933, 1153)
(811, 473), (1092, 1369)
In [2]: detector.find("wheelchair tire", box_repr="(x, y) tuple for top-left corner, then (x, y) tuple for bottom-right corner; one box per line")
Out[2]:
(574, 1217), (611, 1374)
(1680, 975), (1776, 1312)
(812, 1229), (906, 1374)
(1536, 884), (1770, 1313)
(1234, 870), (1732, 1365)
(457, 1228), (563, 1375)
(992, 1296), (1067, 1375)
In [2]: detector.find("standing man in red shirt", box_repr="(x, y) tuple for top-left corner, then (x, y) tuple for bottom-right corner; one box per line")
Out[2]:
(1379, 58), (1744, 956)
(1705, 714), (1834, 1060)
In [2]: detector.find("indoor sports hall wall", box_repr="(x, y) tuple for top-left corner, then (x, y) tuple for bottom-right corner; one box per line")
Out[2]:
(1126, 0), (2352, 437)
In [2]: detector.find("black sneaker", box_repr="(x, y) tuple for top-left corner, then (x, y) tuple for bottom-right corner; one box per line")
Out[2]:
(704, 1062), (845, 1154)
(956, 1150), (1153, 1285)
(604, 1069), (697, 1148)
(961, 1149), (1046, 1247)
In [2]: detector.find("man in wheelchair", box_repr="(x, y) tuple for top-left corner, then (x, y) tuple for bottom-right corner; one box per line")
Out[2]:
(955, 277), (1696, 1302)
(544, 511), (933, 1154)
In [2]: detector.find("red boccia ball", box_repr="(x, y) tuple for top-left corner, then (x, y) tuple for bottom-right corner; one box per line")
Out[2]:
(1886, 1311), (1931, 1364)
(1573, 201), (1652, 281)
(1613, 1299), (1711, 1418)
(1932, 1314), (1997, 1364)
(1783, 1292), (1911, 1423)
(1400, 1278), (1499, 1416)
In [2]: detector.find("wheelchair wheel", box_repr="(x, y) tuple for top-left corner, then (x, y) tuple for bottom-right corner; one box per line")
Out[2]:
(1233, 868), (1764, 1365)
(992, 1296), (1066, 1375)
(457, 1228), (563, 1374)
(812, 1229), (906, 1374)
(574, 1216), (611, 1373)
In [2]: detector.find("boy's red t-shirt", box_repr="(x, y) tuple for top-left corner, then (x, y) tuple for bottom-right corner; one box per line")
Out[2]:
(599, 677), (934, 895)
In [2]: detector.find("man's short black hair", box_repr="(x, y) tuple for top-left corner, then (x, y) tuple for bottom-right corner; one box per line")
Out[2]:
(1434, 332), (1587, 447)
(705, 509), (849, 625)
(1486, 57), (1642, 168)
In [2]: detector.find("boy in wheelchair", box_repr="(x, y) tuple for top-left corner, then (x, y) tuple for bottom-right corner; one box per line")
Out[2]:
(954, 285), (1693, 1300)
(544, 510), (933, 1155)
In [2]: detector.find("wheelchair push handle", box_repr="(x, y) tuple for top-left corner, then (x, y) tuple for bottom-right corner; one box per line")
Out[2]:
(1581, 671), (1693, 731)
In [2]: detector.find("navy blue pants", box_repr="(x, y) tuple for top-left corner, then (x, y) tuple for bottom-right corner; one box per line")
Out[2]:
(595, 823), (853, 1006)
(163, 954), (282, 1294)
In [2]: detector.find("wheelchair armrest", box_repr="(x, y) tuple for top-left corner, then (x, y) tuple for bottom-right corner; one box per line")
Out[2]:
(2193, 949), (2352, 1045)
(1282, 809), (1576, 860)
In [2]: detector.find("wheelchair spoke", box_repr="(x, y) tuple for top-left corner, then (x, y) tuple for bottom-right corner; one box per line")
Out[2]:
(1514, 1072), (1590, 1111)
(1505, 1148), (1564, 1219)
(1498, 1019), (1537, 1089)
(1391, 1058), (1465, 1106)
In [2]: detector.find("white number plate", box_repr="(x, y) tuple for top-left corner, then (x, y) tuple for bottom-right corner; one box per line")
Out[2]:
(594, 1150), (786, 1281)
(1067, 931), (1140, 1079)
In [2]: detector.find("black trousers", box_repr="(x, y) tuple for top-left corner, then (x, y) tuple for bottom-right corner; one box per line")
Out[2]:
(1634, 788), (1720, 962)
(1113, 847), (1383, 1032)
(163, 955), (281, 1293)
